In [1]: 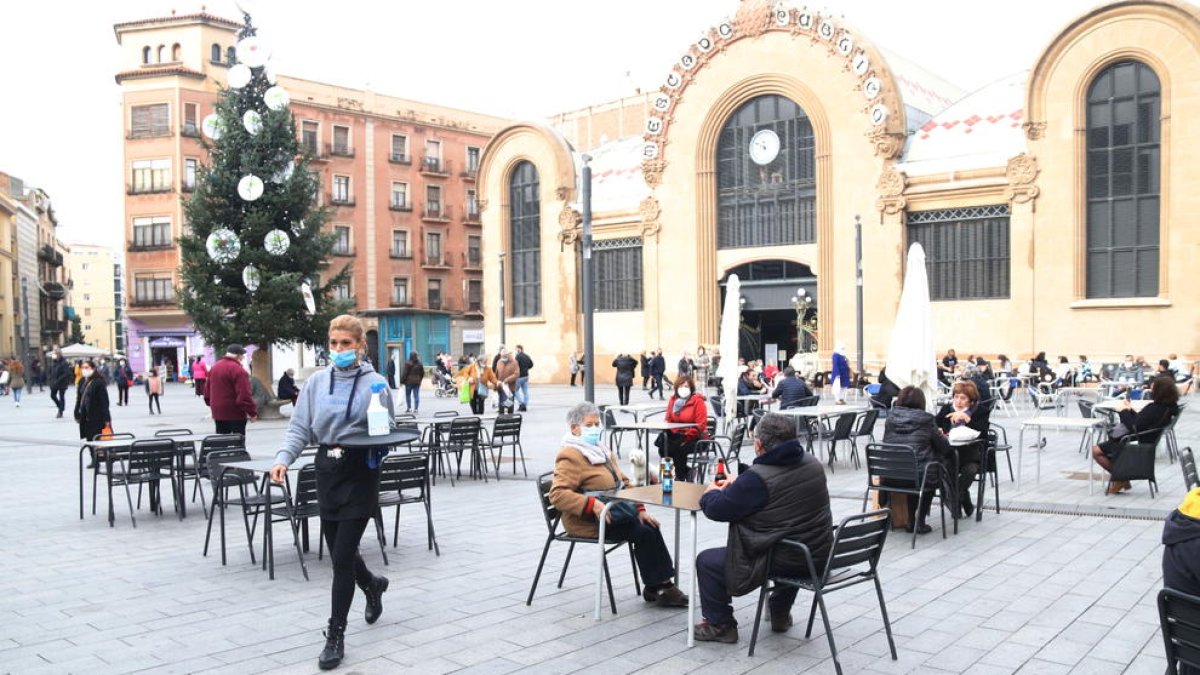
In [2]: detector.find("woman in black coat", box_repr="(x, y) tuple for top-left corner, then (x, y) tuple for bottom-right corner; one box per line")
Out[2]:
(612, 354), (638, 405)
(75, 360), (112, 466)
(935, 380), (989, 517)
(639, 351), (651, 390)
(1093, 375), (1179, 494)
(882, 386), (953, 534)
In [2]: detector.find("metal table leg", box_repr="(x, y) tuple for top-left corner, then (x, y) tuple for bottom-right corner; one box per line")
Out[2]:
(594, 502), (613, 621)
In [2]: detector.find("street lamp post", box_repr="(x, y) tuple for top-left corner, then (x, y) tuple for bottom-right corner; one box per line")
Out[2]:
(497, 252), (506, 347)
(790, 287), (813, 353)
(580, 155), (595, 402)
(106, 318), (117, 356)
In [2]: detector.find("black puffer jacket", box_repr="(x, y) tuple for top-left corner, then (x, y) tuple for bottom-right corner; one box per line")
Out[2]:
(1163, 503), (1200, 597)
(882, 405), (955, 499)
(48, 359), (72, 389)
(612, 355), (637, 387)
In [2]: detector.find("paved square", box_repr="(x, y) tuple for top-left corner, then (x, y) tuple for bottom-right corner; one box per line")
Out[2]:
(0, 382), (1191, 673)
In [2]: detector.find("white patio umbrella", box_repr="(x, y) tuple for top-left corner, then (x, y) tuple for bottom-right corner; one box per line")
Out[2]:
(718, 273), (742, 422)
(59, 343), (109, 359)
(885, 243), (937, 410)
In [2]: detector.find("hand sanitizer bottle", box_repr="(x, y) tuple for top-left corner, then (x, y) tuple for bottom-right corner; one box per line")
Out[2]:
(367, 382), (389, 436)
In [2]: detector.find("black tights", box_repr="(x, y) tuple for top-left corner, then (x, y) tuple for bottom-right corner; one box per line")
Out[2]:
(148, 394), (161, 414)
(322, 517), (373, 625)
(617, 385), (631, 405)
(117, 386), (129, 405)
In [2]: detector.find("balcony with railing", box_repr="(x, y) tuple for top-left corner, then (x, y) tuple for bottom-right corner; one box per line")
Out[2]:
(389, 297), (413, 308)
(41, 319), (66, 334)
(129, 296), (175, 309)
(181, 122), (200, 138)
(126, 183), (174, 195)
(421, 203), (452, 222)
(460, 166), (478, 181)
(389, 246), (412, 260)
(464, 204), (481, 224)
(327, 142), (355, 158)
(427, 297), (443, 311)
(463, 251), (483, 271)
(388, 152), (411, 165)
(39, 245), (64, 267)
(388, 199), (412, 213)
(329, 192), (356, 207)
(422, 253), (449, 269)
(420, 156), (451, 177)
(331, 245), (355, 257)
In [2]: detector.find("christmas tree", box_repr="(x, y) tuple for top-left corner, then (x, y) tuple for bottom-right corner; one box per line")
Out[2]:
(178, 15), (351, 390)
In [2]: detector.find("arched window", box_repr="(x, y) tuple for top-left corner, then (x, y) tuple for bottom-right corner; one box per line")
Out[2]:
(142, 46), (151, 64)
(716, 95), (816, 248)
(171, 44), (181, 62)
(210, 43), (221, 62)
(508, 161), (540, 317)
(156, 45), (165, 63)
(1086, 60), (1160, 298)
(226, 46), (237, 64)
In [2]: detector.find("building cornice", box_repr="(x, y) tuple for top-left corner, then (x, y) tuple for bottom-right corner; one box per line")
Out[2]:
(114, 13), (240, 41)
(115, 65), (207, 84)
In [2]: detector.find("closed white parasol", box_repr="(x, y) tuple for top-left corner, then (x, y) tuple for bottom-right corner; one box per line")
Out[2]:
(885, 243), (937, 410)
(718, 274), (742, 422)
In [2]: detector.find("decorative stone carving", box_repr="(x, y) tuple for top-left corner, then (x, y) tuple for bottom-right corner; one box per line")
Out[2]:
(876, 166), (906, 197)
(476, 199), (488, 214)
(638, 196), (661, 224)
(732, 0), (773, 38)
(1022, 120), (1046, 141)
(1005, 185), (1040, 205)
(558, 205), (581, 229)
(875, 195), (907, 216)
(642, 158), (667, 189)
(1006, 153), (1039, 185)
(559, 229), (580, 246)
(869, 130), (906, 159)
(555, 186), (571, 202)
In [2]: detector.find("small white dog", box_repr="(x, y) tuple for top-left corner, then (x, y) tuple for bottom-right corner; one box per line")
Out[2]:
(627, 447), (648, 487)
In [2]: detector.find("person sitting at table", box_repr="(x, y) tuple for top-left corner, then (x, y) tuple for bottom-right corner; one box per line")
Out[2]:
(959, 363), (991, 403)
(1028, 351), (1049, 375)
(693, 412), (832, 643)
(736, 367), (764, 418)
(658, 374), (709, 481)
(1114, 354), (1143, 384)
(1077, 355), (1095, 383)
(549, 401), (688, 608)
(974, 357), (993, 381)
(996, 354), (1013, 376)
(938, 349), (958, 385)
(872, 368), (900, 410)
(1054, 356), (1076, 388)
(935, 380), (989, 518)
(770, 367), (813, 408)
(883, 386), (954, 534)
(1092, 375), (1179, 494)
(269, 314), (395, 671)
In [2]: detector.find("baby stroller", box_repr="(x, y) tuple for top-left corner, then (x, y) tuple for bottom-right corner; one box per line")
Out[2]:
(432, 369), (457, 398)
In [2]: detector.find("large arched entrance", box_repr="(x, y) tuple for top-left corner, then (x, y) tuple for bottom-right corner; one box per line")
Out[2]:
(720, 260), (816, 367)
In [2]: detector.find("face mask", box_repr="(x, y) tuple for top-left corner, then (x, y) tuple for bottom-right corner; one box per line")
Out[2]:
(677, 387), (691, 398)
(580, 426), (603, 446)
(331, 350), (358, 368)
(500, 357), (509, 363)
(82, 368), (94, 378)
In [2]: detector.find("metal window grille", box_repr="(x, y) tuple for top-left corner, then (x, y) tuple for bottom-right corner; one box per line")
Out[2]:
(592, 238), (643, 311)
(717, 95), (816, 248)
(509, 161), (540, 316)
(906, 205), (1010, 301)
(1085, 60), (1161, 299)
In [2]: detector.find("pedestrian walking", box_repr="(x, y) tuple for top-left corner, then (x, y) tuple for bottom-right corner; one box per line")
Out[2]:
(385, 355), (397, 391)
(612, 353), (637, 405)
(457, 354), (497, 415)
(514, 345), (533, 412)
(146, 367), (163, 414)
(831, 341), (852, 404)
(191, 356), (208, 397)
(48, 352), (70, 418)
(694, 346), (711, 392)
(75, 360), (112, 466)
(115, 358), (133, 406)
(31, 357), (44, 392)
(678, 351), (694, 379)
(494, 349), (519, 413)
(7, 359), (25, 407)
(400, 352), (424, 413)
(649, 350), (666, 400)
(268, 314), (395, 671)
(568, 351), (580, 386)
(639, 351), (651, 390)
(203, 344), (258, 434)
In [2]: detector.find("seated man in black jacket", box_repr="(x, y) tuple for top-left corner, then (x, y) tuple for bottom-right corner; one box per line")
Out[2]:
(1164, 487), (1200, 598)
(693, 413), (833, 643)
(770, 367), (813, 408)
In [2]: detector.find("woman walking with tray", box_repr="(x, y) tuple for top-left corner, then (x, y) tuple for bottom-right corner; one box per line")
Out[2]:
(269, 315), (396, 670)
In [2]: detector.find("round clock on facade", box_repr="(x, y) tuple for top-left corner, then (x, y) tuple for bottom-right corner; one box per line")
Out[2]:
(749, 129), (781, 165)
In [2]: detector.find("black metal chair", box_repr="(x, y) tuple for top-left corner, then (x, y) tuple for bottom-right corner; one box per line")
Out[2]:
(111, 439), (181, 528)
(202, 449), (284, 567)
(291, 463), (323, 557)
(447, 417), (487, 482)
(1107, 428), (1164, 497)
(195, 434), (248, 505)
(692, 422), (747, 481)
(1181, 447), (1198, 491)
(1158, 587), (1200, 675)
(1162, 405), (1186, 463)
(747, 510), (897, 675)
(155, 428), (201, 512)
(862, 443), (949, 549)
(850, 409), (879, 459)
(987, 424), (1014, 482)
(816, 412), (860, 472)
(90, 432), (135, 525)
(600, 406), (632, 457)
(488, 414), (526, 477)
(264, 473), (311, 581)
(526, 472), (638, 615)
(377, 453), (439, 556)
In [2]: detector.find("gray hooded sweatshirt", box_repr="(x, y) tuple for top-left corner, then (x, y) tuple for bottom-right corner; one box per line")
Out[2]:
(274, 362), (395, 467)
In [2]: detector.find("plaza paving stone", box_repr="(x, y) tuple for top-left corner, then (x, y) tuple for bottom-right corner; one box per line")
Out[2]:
(0, 380), (1194, 673)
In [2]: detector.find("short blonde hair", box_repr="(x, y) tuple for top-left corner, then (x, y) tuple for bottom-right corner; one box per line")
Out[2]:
(328, 314), (364, 343)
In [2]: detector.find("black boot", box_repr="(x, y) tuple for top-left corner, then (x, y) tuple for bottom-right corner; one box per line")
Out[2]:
(361, 574), (389, 625)
(318, 619), (346, 670)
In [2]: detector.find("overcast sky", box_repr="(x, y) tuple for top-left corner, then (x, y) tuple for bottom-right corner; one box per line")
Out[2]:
(2, 0), (1101, 251)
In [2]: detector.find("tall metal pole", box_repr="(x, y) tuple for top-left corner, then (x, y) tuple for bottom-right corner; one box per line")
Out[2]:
(581, 155), (595, 402)
(20, 276), (31, 372)
(855, 215), (864, 379)
(497, 253), (506, 347)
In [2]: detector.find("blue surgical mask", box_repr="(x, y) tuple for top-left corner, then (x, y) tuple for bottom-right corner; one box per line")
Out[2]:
(331, 350), (358, 368)
(580, 426), (603, 446)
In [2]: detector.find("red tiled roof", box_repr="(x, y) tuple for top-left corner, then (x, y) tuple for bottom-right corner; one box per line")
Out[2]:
(114, 12), (241, 31)
(917, 108), (1023, 140)
(115, 65), (207, 84)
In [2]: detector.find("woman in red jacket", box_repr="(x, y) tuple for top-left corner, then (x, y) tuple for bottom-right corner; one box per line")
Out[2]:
(662, 374), (709, 481)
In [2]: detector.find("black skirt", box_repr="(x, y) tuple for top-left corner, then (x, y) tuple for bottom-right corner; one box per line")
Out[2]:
(315, 446), (381, 521)
(1097, 437), (1124, 460)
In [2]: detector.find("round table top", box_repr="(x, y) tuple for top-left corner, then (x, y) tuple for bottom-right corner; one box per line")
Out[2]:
(336, 429), (420, 448)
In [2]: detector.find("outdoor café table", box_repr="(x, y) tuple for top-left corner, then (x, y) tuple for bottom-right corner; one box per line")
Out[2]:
(950, 434), (990, 523)
(775, 405), (866, 453)
(1016, 417), (1104, 491)
(78, 435), (206, 524)
(1095, 399), (1151, 414)
(153, 432), (223, 519)
(611, 401), (668, 422)
(621, 421), (698, 485)
(595, 482), (705, 646)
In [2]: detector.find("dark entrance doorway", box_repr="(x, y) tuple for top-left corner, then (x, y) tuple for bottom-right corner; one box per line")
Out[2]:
(719, 260), (816, 367)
